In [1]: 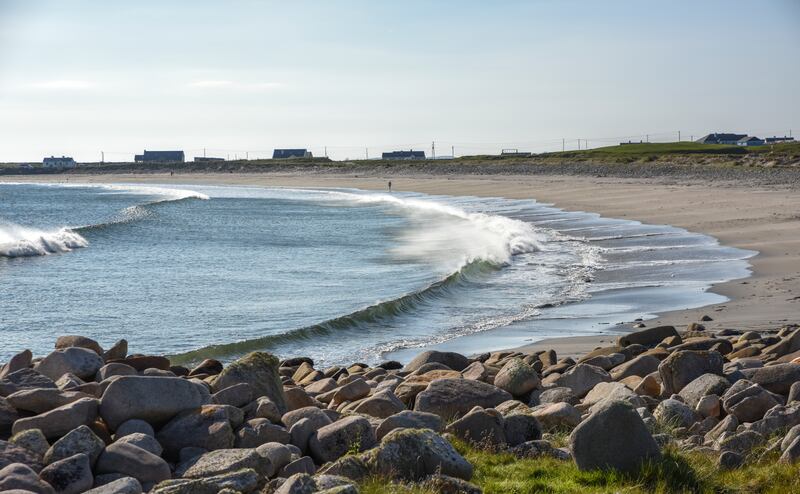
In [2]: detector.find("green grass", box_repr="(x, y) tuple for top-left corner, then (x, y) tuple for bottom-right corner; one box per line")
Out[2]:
(357, 438), (800, 494)
(545, 142), (746, 157)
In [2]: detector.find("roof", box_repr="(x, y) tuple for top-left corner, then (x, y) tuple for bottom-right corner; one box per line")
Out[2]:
(273, 149), (309, 159)
(382, 150), (426, 159)
(696, 133), (748, 144)
(737, 136), (763, 143)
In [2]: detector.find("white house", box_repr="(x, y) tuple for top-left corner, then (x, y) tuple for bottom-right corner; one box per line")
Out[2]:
(42, 156), (77, 168)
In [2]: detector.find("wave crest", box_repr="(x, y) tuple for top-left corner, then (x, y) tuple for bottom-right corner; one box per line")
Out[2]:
(0, 224), (88, 257)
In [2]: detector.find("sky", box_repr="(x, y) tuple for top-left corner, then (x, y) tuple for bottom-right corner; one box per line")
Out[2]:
(0, 0), (798, 162)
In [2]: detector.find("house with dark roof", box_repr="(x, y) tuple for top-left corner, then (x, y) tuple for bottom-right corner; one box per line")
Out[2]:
(695, 133), (748, 145)
(42, 156), (76, 168)
(134, 150), (185, 163)
(737, 136), (765, 147)
(273, 149), (312, 159)
(382, 150), (426, 160)
(765, 136), (795, 144)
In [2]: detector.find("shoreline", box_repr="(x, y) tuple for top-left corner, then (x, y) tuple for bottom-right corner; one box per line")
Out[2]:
(3, 170), (799, 358)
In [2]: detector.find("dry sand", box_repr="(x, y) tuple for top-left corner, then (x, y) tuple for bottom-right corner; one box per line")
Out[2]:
(6, 171), (800, 357)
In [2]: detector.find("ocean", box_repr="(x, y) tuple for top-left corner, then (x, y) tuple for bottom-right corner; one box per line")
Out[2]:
(0, 182), (755, 366)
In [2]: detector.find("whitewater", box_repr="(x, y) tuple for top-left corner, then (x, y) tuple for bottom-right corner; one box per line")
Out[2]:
(0, 182), (755, 365)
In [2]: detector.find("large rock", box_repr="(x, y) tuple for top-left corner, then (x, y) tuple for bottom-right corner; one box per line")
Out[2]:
(503, 413), (542, 447)
(309, 416), (376, 464)
(11, 397), (98, 439)
(414, 378), (511, 419)
(115, 433), (163, 457)
(95, 442), (171, 485)
(180, 449), (267, 479)
(347, 389), (404, 419)
(0, 368), (56, 396)
(554, 364), (612, 398)
(44, 425), (105, 466)
(331, 378), (370, 405)
(84, 476), (142, 494)
(0, 396), (18, 433)
(658, 350), (724, 396)
(151, 468), (259, 494)
(531, 402), (582, 430)
(741, 363), (800, 395)
(372, 428), (472, 481)
(156, 405), (235, 458)
(36, 348), (104, 381)
(0, 462), (55, 493)
(570, 400), (660, 473)
(610, 355), (661, 381)
(445, 408), (506, 446)
(653, 399), (696, 428)
(235, 419), (290, 448)
(375, 410), (443, 440)
(39, 453), (93, 494)
(100, 376), (211, 430)
(0, 439), (44, 471)
(722, 381), (780, 423)
(55, 335), (103, 356)
(617, 326), (678, 347)
(6, 388), (91, 415)
(211, 352), (287, 415)
(0, 349), (32, 380)
(493, 358), (540, 397)
(403, 351), (470, 373)
(678, 373), (731, 409)
(9, 429), (49, 460)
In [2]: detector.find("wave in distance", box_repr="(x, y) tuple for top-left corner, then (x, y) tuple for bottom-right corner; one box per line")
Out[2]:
(0, 184), (208, 258)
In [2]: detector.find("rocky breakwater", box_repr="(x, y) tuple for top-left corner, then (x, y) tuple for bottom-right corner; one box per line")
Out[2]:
(0, 323), (799, 493)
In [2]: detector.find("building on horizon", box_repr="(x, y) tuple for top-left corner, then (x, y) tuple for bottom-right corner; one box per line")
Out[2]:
(500, 149), (532, 157)
(42, 156), (77, 168)
(382, 150), (426, 160)
(737, 136), (765, 147)
(273, 149), (312, 159)
(765, 136), (795, 144)
(695, 133), (747, 145)
(134, 150), (185, 163)
(194, 156), (225, 162)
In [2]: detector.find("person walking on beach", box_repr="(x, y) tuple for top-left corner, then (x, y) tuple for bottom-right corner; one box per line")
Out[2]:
(388, 180), (392, 192)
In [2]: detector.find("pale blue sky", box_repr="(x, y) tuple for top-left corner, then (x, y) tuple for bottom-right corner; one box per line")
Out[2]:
(0, 0), (798, 161)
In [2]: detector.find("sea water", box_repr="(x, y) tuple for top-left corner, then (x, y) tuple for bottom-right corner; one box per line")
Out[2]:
(0, 183), (755, 366)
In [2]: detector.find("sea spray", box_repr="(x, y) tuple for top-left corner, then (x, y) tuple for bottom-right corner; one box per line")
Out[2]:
(0, 223), (88, 257)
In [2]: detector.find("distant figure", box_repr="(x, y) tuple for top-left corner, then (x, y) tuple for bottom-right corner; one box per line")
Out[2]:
(388, 181), (392, 192)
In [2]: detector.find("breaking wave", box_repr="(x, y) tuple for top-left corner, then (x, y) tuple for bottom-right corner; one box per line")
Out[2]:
(0, 183), (208, 258)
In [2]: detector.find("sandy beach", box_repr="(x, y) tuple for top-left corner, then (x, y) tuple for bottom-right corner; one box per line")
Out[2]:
(5, 170), (799, 358)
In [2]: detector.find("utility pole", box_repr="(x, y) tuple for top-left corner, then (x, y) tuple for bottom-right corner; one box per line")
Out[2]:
(246, 152), (249, 160)
(646, 134), (649, 143)
(576, 139), (580, 150)
(204, 148), (206, 158)
(365, 147), (368, 160)
(432, 141), (436, 160)
(324, 146), (328, 158)
(562, 138), (565, 152)
(451, 145), (455, 158)
(678, 131), (681, 142)
(101, 151), (104, 163)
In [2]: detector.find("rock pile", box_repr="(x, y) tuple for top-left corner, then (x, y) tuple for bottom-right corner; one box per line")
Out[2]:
(0, 323), (799, 493)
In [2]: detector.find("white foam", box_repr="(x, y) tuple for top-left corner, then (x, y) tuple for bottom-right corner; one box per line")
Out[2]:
(0, 223), (88, 257)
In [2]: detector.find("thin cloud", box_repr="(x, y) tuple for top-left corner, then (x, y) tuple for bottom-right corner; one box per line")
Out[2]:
(30, 80), (96, 90)
(187, 80), (283, 91)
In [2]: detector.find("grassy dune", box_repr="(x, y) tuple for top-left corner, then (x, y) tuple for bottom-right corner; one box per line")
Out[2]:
(358, 437), (799, 494)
